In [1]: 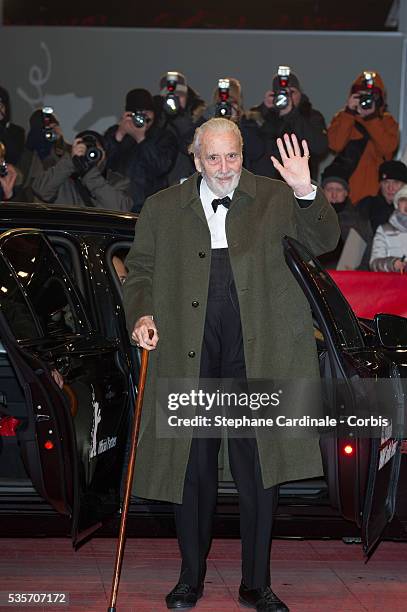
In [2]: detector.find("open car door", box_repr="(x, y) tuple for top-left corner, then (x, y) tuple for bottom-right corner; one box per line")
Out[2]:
(0, 229), (130, 546)
(282, 236), (403, 556)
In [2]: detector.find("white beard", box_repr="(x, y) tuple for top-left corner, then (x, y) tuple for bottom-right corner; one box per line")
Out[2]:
(202, 169), (241, 198)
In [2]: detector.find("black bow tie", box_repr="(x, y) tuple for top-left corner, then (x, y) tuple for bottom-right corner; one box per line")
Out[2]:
(211, 196), (231, 213)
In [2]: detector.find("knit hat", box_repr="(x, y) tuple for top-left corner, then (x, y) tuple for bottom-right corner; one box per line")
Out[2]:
(272, 71), (301, 92)
(379, 160), (407, 184)
(321, 163), (349, 191)
(125, 88), (155, 112)
(351, 71), (385, 98)
(159, 72), (188, 96)
(393, 185), (407, 209)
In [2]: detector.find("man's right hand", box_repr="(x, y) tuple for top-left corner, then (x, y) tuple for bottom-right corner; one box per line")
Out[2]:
(346, 93), (360, 112)
(71, 138), (87, 158)
(263, 90), (275, 109)
(132, 315), (159, 350)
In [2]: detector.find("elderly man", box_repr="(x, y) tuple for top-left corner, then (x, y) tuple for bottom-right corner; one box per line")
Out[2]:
(123, 118), (339, 611)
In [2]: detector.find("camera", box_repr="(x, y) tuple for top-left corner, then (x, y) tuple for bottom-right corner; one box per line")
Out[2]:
(358, 71), (376, 110)
(215, 79), (232, 118)
(273, 66), (291, 110)
(131, 110), (151, 128)
(0, 142), (7, 178)
(81, 134), (103, 165)
(42, 106), (58, 142)
(163, 72), (181, 115)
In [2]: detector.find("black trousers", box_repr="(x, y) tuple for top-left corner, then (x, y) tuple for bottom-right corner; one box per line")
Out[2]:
(174, 249), (277, 589)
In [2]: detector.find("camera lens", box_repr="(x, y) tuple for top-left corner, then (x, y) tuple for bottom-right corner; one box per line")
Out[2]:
(0, 161), (8, 178)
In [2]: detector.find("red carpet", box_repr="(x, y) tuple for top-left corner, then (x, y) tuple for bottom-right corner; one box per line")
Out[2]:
(0, 538), (406, 611)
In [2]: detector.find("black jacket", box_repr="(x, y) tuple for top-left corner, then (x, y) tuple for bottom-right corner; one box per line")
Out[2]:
(104, 123), (178, 213)
(357, 193), (394, 235)
(245, 94), (328, 180)
(318, 197), (373, 269)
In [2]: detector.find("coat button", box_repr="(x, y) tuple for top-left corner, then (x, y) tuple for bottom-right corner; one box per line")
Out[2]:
(188, 351), (196, 358)
(198, 251), (206, 258)
(192, 300), (199, 308)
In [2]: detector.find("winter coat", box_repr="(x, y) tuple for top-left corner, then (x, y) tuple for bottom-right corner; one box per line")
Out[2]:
(123, 169), (340, 503)
(104, 123), (178, 213)
(370, 212), (407, 271)
(31, 153), (133, 211)
(244, 95), (328, 180)
(327, 73), (399, 204)
(357, 193), (394, 234)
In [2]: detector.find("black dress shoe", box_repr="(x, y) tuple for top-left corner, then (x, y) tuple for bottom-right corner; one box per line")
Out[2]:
(165, 582), (204, 609)
(238, 583), (289, 612)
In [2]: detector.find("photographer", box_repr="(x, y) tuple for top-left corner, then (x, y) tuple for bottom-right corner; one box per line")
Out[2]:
(203, 77), (265, 171)
(18, 108), (71, 201)
(328, 71), (399, 204)
(0, 162), (18, 201)
(0, 86), (25, 166)
(155, 72), (206, 185)
(32, 130), (132, 211)
(245, 68), (328, 179)
(105, 88), (177, 212)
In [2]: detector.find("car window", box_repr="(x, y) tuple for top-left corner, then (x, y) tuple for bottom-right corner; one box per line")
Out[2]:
(287, 239), (364, 350)
(0, 257), (41, 341)
(1, 233), (89, 337)
(111, 247), (129, 287)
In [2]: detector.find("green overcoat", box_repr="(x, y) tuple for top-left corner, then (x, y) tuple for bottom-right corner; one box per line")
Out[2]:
(123, 169), (340, 503)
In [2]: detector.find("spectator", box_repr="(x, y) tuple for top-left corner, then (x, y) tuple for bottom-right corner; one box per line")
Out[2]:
(318, 163), (372, 268)
(357, 160), (407, 234)
(370, 185), (407, 272)
(0, 86), (25, 166)
(32, 130), (132, 211)
(327, 71), (399, 204)
(155, 71), (206, 185)
(105, 88), (178, 212)
(245, 68), (328, 179)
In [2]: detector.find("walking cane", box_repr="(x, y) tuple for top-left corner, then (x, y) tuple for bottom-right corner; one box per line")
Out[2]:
(108, 329), (154, 612)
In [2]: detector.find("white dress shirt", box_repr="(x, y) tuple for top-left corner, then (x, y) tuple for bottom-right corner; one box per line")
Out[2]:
(199, 177), (316, 249)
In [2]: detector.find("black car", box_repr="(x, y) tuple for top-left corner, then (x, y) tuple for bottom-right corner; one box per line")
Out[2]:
(0, 203), (405, 555)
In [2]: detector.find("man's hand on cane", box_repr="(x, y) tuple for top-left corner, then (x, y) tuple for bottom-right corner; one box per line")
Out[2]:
(132, 315), (159, 350)
(270, 133), (313, 197)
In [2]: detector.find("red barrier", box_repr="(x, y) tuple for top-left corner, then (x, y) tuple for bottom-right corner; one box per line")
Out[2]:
(328, 271), (407, 319)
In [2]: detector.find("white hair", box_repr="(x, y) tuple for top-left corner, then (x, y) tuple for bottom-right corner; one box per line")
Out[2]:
(189, 118), (243, 158)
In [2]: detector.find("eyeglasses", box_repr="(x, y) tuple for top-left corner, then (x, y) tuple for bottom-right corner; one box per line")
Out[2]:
(204, 152), (241, 166)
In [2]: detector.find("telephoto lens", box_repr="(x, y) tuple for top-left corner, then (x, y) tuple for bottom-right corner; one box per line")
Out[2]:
(0, 161), (8, 178)
(359, 93), (374, 110)
(131, 111), (148, 128)
(82, 135), (103, 164)
(42, 106), (58, 142)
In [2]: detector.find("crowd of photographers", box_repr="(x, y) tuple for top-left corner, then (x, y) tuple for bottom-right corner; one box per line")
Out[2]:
(1, 67), (407, 272)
